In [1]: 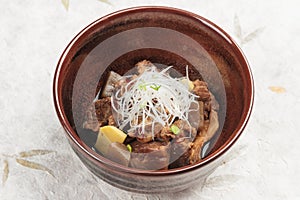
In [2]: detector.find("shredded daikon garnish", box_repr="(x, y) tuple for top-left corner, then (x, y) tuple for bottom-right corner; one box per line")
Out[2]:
(111, 66), (198, 138)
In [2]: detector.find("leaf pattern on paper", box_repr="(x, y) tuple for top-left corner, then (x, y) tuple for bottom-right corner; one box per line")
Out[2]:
(61, 0), (69, 11)
(98, 0), (112, 5)
(16, 159), (55, 178)
(19, 149), (55, 158)
(2, 160), (9, 186)
(205, 174), (242, 188)
(61, 0), (112, 11)
(269, 86), (286, 93)
(234, 15), (242, 39)
(242, 27), (265, 45)
(0, 149), (56, 186)
(234, 14), (265, 46)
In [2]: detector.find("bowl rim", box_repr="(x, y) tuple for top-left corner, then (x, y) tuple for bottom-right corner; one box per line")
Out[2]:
(53, 6), (254, 176)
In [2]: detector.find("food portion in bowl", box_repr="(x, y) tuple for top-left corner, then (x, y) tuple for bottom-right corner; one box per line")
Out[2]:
(82, 60), (220, 170)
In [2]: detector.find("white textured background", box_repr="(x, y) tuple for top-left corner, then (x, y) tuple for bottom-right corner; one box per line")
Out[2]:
(0, 0), (299, 199)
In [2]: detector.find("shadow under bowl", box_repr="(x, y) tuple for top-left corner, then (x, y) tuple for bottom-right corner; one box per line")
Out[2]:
(53, 6), (254, 193)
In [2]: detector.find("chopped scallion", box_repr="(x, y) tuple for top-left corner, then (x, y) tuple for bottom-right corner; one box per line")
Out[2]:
(138, 83), (147, 91)
(126, 144), (132, 152)
(150, 84), (161, 91)
(170, 125), (180, 135)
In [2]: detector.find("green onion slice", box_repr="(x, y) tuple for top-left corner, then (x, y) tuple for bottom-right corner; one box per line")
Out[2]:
(170, 125), (180, 135)
(126, 144), (132, 152)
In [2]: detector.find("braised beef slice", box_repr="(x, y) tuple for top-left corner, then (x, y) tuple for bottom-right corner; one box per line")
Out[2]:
(156, 126), (175, 142)
(189, 110), (219, 164)
(188, 121), (210, 165)
(188, 136), (206, 164)
(169, 138), (192, 169)
(108, 115), (116, 126)
(128, 120), (164, 143)
(172, 120), (197, 138)
(100, 71), (122, 98)
(169, 108), (220, 167)
(192, 80), (211, 101)
(168, 120), (197, 168)
(135, 60), (156, 74)
(210, 92), (220, 111)
(83, 97), (112, 132)
(188, 101), (200, 129)
(188, 101), (205, 131)
(129, 141), (170, 170)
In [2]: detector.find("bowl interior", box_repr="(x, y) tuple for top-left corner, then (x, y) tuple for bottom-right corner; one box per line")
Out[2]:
(55, 7), (253, 172)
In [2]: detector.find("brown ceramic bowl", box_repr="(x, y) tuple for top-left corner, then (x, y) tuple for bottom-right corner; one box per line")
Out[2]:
(53, 6), (253, 193)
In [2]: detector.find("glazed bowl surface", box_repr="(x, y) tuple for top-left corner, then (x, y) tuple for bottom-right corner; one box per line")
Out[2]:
(53, 6), (253, 193)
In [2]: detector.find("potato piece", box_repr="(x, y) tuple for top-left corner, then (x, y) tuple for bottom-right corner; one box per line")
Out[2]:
(100, 126), (127, 143)
(94, 126), (127, 155)
(106, 142), (131, 166)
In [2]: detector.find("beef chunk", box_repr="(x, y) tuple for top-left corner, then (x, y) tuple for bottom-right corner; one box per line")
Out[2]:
(189, 110), (219, 164)
(82, 105), (100, 132)
(188, 136), (206, 164)
(168, 120), (197, 168)
(172, 120), (197, 138)
(156, 126), (176, 142)
(170, 109), (219, 167)
(204, 110), (219, 140)
(94, 97), (112, 123)
(188, 101), (204, 131)
(135, 60), (156, 74)
(101, 71), (122, 98)
(210, 92), (220, 111)
(108, 115), (116, 126)
(128, 120), (164, 143)
(83, 97), (112, 132)
(192, 79), (211, 101)
(129, 141), (170, 170)
(169, 138), (192, 169)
